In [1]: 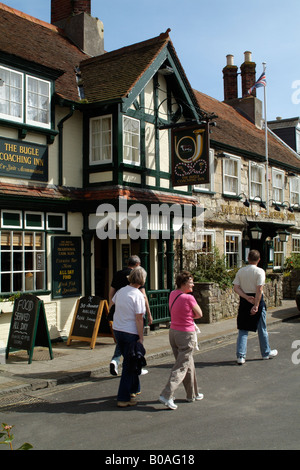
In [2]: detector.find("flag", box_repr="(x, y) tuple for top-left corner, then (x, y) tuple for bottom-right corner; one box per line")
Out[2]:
(248, 71), (266, 95)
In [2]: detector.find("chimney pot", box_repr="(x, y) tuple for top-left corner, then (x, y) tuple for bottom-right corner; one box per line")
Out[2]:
(226, 54), (234, 66)
(244, 51), (252, 62)
(223, 54), (238, 101)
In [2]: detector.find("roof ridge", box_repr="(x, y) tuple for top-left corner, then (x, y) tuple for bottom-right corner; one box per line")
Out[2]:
(0, 2), (62, 34)
(81, 28), (171, 66)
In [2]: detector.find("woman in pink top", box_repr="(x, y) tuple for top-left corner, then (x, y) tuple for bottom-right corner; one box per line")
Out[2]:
(159, 271), (203, 410)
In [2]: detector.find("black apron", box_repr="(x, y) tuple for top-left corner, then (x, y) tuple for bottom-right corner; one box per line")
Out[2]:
(237, 294), (265, 332)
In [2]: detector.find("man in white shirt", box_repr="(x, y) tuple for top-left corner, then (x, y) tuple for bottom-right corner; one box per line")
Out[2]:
(233, 249), (278, 365)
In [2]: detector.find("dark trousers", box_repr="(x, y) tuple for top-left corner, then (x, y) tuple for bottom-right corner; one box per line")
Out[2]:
(113, 329), (140, 401)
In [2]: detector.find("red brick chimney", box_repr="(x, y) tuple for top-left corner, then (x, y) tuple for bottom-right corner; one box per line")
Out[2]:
(223, 54), (238, 101)
(51, 0), (91, 24)
(241, 51), (256, 97)
(51, 0), (104, 57)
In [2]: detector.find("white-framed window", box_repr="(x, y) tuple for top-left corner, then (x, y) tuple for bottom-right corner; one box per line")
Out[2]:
(290, 176), (300, 206)
(0, 66), (23, 122)
(0, 231), (45, 293)
(196, 230), (215, 264)
(249, 162), (265, 200)
(272, 168), (285, 203)
(123, 115), (140, 165)
(292, 235), (300, 253)
(1, 210), (22, 229)
(25, 212), (44, 230)
(223, 155), (241, 196)
(89, 115), (112, 164)
(26, 75), (50, 128)
(194, 149), (214, 192)
(46, 213), (66, 231)
(273, 236), (285, 269)
(225, 231), (242, 268)
(0, 65), (51, 128)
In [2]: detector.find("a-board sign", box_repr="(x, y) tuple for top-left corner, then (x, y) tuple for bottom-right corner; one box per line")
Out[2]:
(6, 294), (53, 364)
(67, 296), (115, 349)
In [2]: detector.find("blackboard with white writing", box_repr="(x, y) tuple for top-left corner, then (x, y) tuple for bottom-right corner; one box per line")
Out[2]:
(71, 296), (102, 338)
(67, 296), (114, 348)
(6, 294), (53, 364)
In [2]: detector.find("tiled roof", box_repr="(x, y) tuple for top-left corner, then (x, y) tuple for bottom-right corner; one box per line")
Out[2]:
(79, 30), (171, 103)
(0, 182), (198, 206)
(194, 90), (300, 170)
(0, 3), (86, 102)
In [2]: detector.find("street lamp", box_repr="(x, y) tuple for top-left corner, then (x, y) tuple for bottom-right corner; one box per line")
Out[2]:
(250, 224), (262, 240)
(282, 201), (294, 213)
(238, 193), (250, 208)
(276, 229), (290, 243)
(270, 199), (281, 211)
(253, 195), (267, 209)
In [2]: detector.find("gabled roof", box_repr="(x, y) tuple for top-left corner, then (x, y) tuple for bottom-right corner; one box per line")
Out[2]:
(79, 29), (201, 118)
(0, 3), (86, 102)
(80, 30), (171, 103)
(194, 90), (300, 171)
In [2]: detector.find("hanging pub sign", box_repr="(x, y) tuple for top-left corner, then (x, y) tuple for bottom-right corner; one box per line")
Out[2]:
(0, 137), (48, 182)
(172, 124), (210, 186)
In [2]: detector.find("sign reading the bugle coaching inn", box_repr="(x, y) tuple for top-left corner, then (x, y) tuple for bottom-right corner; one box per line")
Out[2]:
(172, 125), (210, 186)
(0, 137), (48, 182)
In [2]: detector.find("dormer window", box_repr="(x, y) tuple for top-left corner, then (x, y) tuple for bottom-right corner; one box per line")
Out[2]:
(0, 65), (51, 129)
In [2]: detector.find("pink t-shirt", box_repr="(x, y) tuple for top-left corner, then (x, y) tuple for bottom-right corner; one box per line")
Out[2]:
(169, 290), (197, 332)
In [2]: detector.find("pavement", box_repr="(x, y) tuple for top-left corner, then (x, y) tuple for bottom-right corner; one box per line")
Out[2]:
(0, 299), (299, 397)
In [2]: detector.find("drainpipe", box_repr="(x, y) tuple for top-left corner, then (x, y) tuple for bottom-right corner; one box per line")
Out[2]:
(57, 105), (75, 186)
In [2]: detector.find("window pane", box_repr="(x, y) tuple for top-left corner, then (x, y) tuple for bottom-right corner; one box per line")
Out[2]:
(90, 116), (112, 163)
(0, 230), (45, 293)
(0, 67), (22, 120)
(123, 116), (140, 164)
(26, 76), (50, 126)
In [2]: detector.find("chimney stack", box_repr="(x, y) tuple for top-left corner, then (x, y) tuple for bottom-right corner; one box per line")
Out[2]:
(51, 0), (104, 57)
(223, 51), (263, 128)
(51, 0), (91, 24)
(223, 54), (238, 101)
(241, 51), (256, 97)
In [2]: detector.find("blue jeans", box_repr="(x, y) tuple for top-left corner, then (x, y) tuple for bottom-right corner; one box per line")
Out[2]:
(113, 330), (140, 401)
(236, 306), (271, 359)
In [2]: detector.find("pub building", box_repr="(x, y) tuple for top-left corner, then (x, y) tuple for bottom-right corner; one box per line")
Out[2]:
(0, 1), (300, 346)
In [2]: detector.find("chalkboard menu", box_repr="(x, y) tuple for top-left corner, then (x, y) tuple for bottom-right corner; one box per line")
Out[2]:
(6, 294), (53, 364)
(67, 296), (114, 349)
(52, 236), (82, 299)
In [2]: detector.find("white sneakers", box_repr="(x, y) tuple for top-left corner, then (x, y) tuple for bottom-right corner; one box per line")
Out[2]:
(159, 395), (177, 410)
(237, 349), (278, 365)
(237, 357), (246, 365)
(109, 360), (118, 376)
(159, 393), (204, 409)
(263, 349), (278, 360)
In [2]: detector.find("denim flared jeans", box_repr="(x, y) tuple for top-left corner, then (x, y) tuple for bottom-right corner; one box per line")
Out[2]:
(236, 306), (271, 359)
(113, 329), (140, 401)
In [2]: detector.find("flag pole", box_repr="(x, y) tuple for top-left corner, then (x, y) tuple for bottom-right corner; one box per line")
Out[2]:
(262, 62), (269, 215)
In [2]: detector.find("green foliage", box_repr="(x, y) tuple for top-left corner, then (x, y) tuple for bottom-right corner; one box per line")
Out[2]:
(284, 253), (300, 272)
(192, 246), (237, 290)
(0, 423), (33, 450)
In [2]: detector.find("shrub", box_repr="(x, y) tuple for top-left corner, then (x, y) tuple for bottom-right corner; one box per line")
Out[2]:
(192, 246), (236, 290)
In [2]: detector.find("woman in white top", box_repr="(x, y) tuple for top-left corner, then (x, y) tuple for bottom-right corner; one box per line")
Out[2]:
(112, 266), (146, 407)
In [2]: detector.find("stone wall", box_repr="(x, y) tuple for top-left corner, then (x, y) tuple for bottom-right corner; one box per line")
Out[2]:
(193, 274), (283, 323)
(283, 269), (300, 299)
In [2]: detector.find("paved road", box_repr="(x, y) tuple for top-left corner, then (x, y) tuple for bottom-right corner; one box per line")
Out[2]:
(1, 318), (300, 452)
